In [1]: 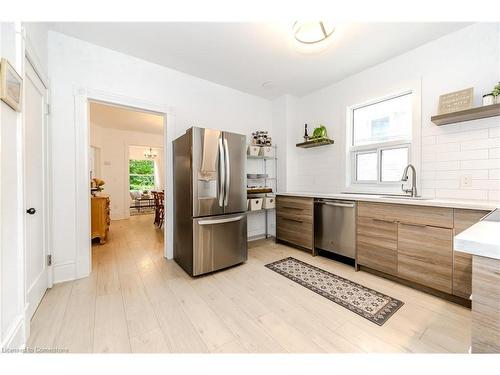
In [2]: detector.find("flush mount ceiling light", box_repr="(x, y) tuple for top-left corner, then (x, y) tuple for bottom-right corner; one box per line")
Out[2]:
(292, 21), (335, 44)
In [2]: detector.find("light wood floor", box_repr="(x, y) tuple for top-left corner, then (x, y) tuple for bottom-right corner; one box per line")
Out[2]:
(28, 214), (471, 353)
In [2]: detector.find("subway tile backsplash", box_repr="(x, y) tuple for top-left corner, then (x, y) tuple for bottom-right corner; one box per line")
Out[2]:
(420, 123), (500, 201)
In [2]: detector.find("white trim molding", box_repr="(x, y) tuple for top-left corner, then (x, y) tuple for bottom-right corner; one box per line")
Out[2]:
(73, 87), (172, 281)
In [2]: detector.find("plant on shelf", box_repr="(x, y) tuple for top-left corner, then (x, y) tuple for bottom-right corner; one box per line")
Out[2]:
(493, 82), (500, 98)
(309, 125), (328, 141)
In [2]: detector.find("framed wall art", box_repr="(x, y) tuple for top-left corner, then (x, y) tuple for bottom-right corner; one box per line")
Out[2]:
(0, 58), (23, 112)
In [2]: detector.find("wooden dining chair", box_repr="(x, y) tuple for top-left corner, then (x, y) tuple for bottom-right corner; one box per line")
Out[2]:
(152, 191), (160, 226)
(157, 191), (165, 228)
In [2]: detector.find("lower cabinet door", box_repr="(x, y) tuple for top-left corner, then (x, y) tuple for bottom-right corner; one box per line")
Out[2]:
(397, 223), (453, 293)
(276, 214), (313, 251)
(356, 217), (398, 275)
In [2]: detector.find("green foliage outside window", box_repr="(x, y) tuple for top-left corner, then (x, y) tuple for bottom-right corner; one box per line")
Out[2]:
(129, 159), (155, 191)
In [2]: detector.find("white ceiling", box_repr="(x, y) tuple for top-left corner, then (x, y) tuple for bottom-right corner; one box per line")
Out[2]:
(89, 102), (164, 134)
(49, 22), (470, 99)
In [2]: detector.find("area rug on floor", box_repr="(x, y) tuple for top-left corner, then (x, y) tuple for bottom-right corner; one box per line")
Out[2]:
(265, 257), (404, 326)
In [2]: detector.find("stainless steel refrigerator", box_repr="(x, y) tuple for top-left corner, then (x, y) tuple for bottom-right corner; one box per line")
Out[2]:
(173, 127), (248, 276)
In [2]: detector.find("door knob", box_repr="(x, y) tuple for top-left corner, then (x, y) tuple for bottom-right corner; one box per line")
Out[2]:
(26, 208), (36, 215)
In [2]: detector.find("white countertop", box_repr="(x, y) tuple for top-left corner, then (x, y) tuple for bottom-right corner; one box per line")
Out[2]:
(276, 191), (500, 211)
(454, 210), (500, 260)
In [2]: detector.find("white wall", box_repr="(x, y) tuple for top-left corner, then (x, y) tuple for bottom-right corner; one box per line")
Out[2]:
(48, 31), (274, 283)
(1, 22), (48, 350)
(90, 124), (164, 220)
(286, 23), (500, 202)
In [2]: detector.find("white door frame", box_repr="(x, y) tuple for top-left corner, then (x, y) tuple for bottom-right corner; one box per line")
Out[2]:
(74, 87), (173, 279)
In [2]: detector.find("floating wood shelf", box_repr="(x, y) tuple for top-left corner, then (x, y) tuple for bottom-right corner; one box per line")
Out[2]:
(431, 103), (500, 126)
(296, 138), (335, 148)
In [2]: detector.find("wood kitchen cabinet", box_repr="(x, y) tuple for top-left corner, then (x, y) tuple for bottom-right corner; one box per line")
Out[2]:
(397, 222), (453, 294)
(356, 217), (398, 275)
(453, 209), (490, 299)
(357, 201), (490, 300)
(276, 196), (314, 252)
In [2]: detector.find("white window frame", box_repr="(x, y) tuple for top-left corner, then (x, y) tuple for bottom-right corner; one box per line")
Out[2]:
(352, 143), (412, 184)
(345, 85), (421, 195)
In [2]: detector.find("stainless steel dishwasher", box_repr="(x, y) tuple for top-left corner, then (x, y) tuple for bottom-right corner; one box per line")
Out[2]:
(314, 199), (356, 259)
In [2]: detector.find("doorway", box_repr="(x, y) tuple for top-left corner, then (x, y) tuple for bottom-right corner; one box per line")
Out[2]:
(88, 101), (165, 248)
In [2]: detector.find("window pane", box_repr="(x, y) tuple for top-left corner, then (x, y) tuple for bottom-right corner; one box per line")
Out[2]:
(129, 159), (156, 191)
(129, 159), (155, 175)
(353, 94), (412, 146)
(356, 152), (377, 181)
(381, 147), (408, 182)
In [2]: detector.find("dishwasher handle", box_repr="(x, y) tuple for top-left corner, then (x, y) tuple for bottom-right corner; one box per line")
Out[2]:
(315, 200), (356, 208)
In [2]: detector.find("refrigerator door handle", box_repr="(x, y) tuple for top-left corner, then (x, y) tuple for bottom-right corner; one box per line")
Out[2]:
(223, 138), (230, 207)
(198, 215), (245, 225)
(218, 137), (225, 207)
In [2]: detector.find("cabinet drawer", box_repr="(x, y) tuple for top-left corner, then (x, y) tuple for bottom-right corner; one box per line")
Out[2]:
(398, 223), (453, 293)
(356, 217), (398, 275)
(276, 214), (313, 251)
(276, 196), (313, 213)
(358, 202), (453, 228)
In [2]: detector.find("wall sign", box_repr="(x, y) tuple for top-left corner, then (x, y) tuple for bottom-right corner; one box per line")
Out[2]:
(438, 87), (474, 115)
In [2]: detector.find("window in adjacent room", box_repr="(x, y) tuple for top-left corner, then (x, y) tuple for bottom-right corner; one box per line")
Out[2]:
(349, 92), (412, 185)
(129, 159), (155, 191)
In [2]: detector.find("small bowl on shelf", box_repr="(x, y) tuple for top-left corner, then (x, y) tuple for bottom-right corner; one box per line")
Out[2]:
(247, 173), (268, 179)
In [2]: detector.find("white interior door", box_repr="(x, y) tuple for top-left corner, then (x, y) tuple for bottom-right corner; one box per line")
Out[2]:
(24, 58), (49, 320)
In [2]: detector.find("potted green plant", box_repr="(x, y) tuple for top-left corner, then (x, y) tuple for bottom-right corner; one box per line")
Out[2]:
(493, 82), (500, 103)
(310, 125), (328, 141)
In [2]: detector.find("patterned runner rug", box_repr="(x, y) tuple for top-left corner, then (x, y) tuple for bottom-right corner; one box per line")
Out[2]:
(265, 257), (404, 326)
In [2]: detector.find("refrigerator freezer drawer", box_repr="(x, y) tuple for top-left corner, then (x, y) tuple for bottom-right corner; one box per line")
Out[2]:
(192, 213), (248, 276)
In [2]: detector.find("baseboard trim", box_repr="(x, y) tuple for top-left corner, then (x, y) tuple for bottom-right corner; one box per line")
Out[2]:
(1, 315), (25, 351)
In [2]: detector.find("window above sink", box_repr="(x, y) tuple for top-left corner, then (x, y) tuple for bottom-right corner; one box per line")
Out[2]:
(345, 84), (422, 195)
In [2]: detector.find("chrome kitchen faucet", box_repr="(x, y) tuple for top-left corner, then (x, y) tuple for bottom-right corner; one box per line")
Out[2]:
(401, 164), (418, 197)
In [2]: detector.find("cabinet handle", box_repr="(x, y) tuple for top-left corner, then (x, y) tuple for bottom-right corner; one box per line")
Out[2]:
(280, 206), (303, 211)
(399, 222), (427, 228)
(282, 217), (303, 224)
(373, 218), (396, 224)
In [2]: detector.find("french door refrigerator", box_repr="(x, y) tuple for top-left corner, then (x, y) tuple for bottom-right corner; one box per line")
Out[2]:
(173, 127), (247, 276)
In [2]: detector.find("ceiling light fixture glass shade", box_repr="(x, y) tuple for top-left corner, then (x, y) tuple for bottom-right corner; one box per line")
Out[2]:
(144, 147), (158, 159)
(292, 21), (334, 44)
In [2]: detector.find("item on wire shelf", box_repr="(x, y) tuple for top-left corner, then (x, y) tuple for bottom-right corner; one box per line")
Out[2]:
(249, 198), (263, 211)
(259, 146), (274, 158)
(251, 130), (272, 146)
(247, 187), (273, 194)
(248, 145), (260, 156)
(263, 197), (275, 209)
(247, 173), (268, 179)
